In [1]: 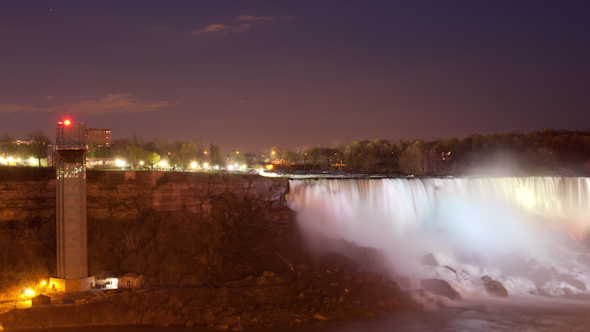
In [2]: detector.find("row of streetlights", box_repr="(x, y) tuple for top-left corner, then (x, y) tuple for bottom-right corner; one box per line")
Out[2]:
(0, 157), (38, 166)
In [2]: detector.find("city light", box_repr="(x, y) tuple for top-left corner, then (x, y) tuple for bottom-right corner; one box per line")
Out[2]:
(191, 162), (197, 169)
(115, 160), (126, 167)
(64, 119), (71, 126)
(24, 288), (34, 296)
(204, 163), (208, 168)
(159, 161), (167, 168)
(140, 161), (144, 166)
(228, 165), (234, 171)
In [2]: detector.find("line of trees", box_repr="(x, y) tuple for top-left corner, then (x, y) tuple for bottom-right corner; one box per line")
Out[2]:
(266, 128), (590, 175)
(3, 128), (590, 175)
(89, 135), (236, 170)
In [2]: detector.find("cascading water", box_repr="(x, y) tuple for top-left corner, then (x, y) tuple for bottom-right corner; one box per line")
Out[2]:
(286, 177), (590, 303)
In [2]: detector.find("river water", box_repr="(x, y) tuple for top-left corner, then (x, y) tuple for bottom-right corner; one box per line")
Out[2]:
(35, 296), (590, 332)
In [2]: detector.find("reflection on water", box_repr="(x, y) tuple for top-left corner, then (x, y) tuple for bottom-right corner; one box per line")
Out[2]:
(37, 297), (590, 332)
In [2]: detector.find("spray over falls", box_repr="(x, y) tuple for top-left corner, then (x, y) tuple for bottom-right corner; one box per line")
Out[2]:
(286, 177), (590, 303)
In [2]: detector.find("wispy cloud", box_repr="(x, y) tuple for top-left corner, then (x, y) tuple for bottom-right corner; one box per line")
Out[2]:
(0, 104), (44, 114)
(191, 23), (250, 35)
(236, 15), (287, 22)
(191, 14), (289, 36)
(0, 94), (179, 115)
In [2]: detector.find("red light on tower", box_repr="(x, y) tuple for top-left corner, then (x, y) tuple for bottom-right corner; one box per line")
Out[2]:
(64, 119), (71, 126)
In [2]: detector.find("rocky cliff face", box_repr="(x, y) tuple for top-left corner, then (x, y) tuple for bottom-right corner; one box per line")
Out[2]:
(0, 169), (293, 287)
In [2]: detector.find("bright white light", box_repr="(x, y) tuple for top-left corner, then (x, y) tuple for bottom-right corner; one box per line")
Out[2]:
(204, 163), (209, 168)
(140, 161), (144, 165)
(214, 165), (219, 170)
(159, 161), (167, 167)
(191, 162), (197, 168)
(228, 165), (234, 171)
(115, 160), (126, 167)
(241, 164), (247, 169)
(8, 157), (14, 163)
(29, 158), (36, 164)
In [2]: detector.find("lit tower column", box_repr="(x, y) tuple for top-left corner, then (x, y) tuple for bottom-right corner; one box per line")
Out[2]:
(50, 120), (95, 292)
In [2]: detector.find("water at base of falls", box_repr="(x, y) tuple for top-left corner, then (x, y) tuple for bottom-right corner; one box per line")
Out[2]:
(34, 297), (590, 332)
(286, 177), (590, 301)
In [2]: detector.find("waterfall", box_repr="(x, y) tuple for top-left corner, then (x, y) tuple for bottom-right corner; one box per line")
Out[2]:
(286, 177), (590, 299)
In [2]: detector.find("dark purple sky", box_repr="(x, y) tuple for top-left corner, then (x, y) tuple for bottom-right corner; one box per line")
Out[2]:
(1, 1), (589, 153)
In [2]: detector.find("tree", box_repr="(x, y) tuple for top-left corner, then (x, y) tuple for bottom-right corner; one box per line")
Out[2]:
(146, 152), (160, 167)
(27, 130), (52, 166)
(209, 143), (224, 167)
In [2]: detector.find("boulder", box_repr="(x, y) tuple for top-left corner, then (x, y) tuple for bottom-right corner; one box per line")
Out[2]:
(485, 280), (508, 297)
(444, 266), (456, 273)
(420, 279), (461, 300)
(422, 253), (439, 267)
(435, 300), (446, 308)
(481, 275), (492, 283)
(558, 274), (587, 290)
(566, 278), (587, 291)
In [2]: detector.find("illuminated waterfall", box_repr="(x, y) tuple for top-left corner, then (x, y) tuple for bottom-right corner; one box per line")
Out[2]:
(286, 177), (590, 298)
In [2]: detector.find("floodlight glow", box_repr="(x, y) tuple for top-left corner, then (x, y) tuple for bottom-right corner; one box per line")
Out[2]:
(8, 157), (14, 163)
(115, 160), (126, 167)
(228, 165), (234, 171)
(159, 161), (167, 167)
(29, 158), (36, 164)
(140, 161), (144, 165)
(24, 288), (34, 296)
(204, 163), (208, 168)
(214, 165), (219, 170)
(191, 162), (197, 168)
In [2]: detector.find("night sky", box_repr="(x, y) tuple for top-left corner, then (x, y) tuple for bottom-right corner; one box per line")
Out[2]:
(1, 1), (589, 153)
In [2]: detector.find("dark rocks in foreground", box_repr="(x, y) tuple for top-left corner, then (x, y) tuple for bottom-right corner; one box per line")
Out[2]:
(422, 253), (439, 267)
(0, 268), (420, 331)
(420, 279), (461, 300)
(485, 280), (508, 297)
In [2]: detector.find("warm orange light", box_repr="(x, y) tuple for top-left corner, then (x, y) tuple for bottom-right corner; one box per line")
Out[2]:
(64, 119), (71, 126)
(265, 164), (274, 170)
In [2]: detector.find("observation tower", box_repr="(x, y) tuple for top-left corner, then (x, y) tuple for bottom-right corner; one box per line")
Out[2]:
(50, 120), (95, 292)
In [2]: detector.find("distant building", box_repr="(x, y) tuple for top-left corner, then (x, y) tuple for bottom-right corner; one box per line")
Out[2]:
(14, 139), (32, 146)
(118, 272), (144, 289)
(32, 294), (51, 306)
(87, 158), (116, 168)
(86, 128), (111, 147)
(47, 145), (56, 167)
